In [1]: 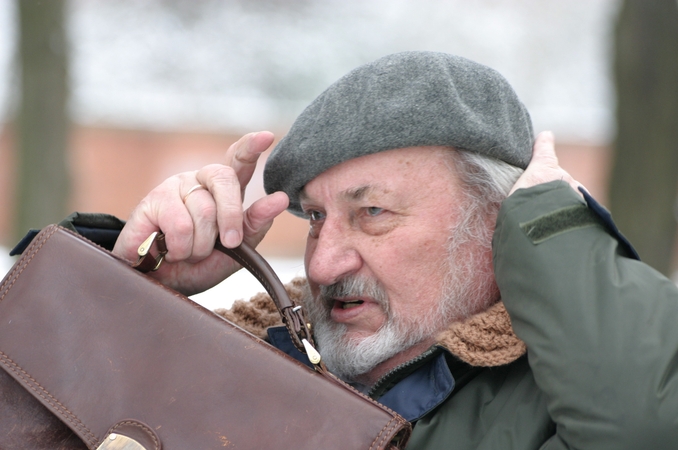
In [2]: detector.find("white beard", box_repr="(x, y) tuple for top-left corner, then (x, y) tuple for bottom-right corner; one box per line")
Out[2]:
(302, 211), (498, 382)
(302, 275), (436, 381)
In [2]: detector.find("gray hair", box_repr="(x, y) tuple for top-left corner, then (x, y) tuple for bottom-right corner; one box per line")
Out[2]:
(437, 150), (524, 320)
(441, 148), (524, 245)
(453, 150), (524, 213)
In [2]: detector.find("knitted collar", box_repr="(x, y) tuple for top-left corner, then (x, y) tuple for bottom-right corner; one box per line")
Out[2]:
(215, 277), (526, 368)
(436, 300), (526, 366)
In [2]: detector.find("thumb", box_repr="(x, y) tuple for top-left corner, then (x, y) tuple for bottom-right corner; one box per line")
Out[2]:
(242, 191), (290, 247)
(509, 131), (582, 196)
(530, 131), (559, 169)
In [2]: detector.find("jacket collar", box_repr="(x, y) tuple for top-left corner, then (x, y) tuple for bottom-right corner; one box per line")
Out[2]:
(268, 326), (456, 422)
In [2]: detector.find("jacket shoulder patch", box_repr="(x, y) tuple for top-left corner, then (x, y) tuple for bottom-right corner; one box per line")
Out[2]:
(519, 204), (602, 244)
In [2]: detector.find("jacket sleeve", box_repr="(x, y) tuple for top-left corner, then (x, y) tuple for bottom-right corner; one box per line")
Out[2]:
(10, 212), (124, 256)
(493, 181), (678, 449)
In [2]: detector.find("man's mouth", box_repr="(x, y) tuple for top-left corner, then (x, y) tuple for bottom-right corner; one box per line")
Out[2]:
(335, 300), (365, 310)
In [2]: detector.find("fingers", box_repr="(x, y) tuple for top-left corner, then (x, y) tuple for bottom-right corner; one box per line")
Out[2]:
(531, 131), (558, 166)
(509, 131), (584, 197)
(194, 131), (279, 248)
(243, 191), (290, 247)
(195, 164), (244, 248)
(193, 164), (288, 249)
(113, 131), (283, 294)
(223, 131), (275, 196)
(179, 180), (219, 261)
(113, 174), (191, 262)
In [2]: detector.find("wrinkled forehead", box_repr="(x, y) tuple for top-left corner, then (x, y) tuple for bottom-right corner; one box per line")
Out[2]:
(299, 147), (461, 215)
(263, 51), (533, 217)
(297, 146), (459, 207)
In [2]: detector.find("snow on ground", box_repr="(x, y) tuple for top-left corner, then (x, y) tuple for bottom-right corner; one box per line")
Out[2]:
(1, 248), (14, 280)
(0, 246), (304, 311)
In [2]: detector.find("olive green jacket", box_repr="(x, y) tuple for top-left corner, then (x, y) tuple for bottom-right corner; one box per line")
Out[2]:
(407, 181), (678, 449)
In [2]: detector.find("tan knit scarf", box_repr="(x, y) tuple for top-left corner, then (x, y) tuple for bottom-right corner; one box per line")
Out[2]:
(214, 277), (525, 367)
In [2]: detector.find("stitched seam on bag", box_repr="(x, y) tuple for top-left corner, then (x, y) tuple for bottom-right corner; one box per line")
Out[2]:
(110, 420), (160, 450)
(324, 369), (409, 422)
(0, 226), (57, 303)
(370, 417), (398, 450)
(322, 369), (408, 447)
(331, 370), (407, 423)
(0, 351), (98, 447)
(369, 420), (388, 450)
(383, 419), (401, 450)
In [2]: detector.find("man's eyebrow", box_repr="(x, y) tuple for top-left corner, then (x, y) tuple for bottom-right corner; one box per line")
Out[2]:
(299, 184), (381, 203)
(342, 185), (374, 202)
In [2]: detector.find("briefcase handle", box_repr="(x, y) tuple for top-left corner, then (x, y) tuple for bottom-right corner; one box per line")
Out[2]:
(134, 232), (322, 368)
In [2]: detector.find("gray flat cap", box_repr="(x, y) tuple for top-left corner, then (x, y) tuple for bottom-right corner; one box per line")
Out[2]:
(264, 51), (533, 217)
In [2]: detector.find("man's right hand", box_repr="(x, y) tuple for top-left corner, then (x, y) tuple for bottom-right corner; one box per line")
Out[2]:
(112, 131), (289, 296)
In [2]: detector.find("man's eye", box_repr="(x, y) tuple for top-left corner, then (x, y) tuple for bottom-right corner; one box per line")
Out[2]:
(306, 210), (325, 238)
(308, 210), (325, 221)
(365, 207), (384, 217)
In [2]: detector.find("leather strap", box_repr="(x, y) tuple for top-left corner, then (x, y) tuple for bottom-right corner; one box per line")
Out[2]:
(134, 234), (318, 363)
(214, 240), (317, 357)
(132, 232), (167, 272)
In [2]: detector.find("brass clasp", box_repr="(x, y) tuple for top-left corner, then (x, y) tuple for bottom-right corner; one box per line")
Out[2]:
(302, 338), (322, 365)
(136, 231), (167, 272)
(96, 433), (148, 450)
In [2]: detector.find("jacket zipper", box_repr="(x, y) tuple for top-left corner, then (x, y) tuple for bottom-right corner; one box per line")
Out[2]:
(368, 346), (439, 399)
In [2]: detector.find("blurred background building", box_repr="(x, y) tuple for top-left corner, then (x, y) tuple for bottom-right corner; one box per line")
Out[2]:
(1, 0), (677, 306)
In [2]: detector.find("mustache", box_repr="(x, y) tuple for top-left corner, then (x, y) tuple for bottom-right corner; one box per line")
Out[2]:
(318, 276), (389, 310)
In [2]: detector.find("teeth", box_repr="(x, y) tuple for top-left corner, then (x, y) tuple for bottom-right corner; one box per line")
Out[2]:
(342, 301), (363, 310)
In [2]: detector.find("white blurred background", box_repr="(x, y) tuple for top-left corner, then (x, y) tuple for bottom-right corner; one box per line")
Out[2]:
(5, 0), (675, 306)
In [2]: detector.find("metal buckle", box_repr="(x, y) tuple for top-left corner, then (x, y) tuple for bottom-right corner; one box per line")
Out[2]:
(302, 338), (322, 365)
(136, 231), (167, 271)
(96, 433), (148, 450)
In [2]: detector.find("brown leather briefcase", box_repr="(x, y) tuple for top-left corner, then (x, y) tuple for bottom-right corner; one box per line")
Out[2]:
(0, 225), (411, 449)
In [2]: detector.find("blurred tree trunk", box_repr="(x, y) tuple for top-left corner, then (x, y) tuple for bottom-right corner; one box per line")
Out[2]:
(15, 0), (70, 239)
(610, 0), (678, 276)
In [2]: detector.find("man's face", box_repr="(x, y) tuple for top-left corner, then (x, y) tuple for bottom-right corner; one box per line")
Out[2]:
(299, 146), (496, 382)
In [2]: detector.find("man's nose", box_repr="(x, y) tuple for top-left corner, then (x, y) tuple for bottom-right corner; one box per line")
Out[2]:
(306, 220), (362, 287)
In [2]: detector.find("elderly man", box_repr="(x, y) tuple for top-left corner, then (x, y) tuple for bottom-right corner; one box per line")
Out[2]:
(36, 52), (678, 447)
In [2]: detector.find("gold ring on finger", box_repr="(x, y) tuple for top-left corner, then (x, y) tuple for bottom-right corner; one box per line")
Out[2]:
(182, 184), (207, 203)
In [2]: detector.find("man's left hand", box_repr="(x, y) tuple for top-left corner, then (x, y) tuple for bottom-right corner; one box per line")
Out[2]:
(509, 131), (584, 197)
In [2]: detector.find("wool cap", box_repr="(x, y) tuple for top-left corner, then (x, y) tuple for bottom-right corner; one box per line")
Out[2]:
(264, 51), (533, 217)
